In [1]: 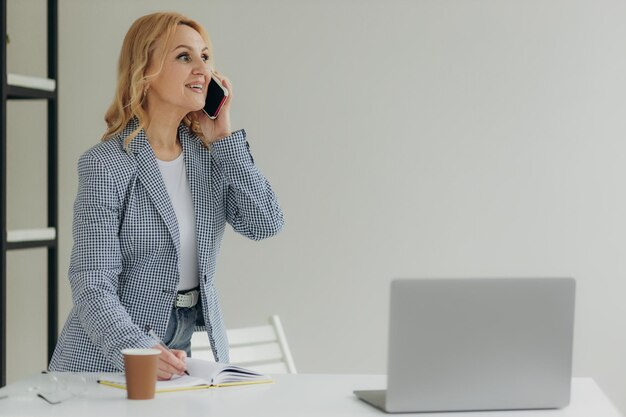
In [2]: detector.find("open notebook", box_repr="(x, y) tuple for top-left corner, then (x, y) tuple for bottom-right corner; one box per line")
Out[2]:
(98, 357), (273, 392)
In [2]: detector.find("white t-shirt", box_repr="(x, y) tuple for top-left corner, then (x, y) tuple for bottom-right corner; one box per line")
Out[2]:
(156, 152), (199, 291)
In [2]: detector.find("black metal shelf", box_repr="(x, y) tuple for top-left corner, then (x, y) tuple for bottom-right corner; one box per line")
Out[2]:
(1, 0), (58, 387)
(7, 85), (55, 100)
(6, 240), (56, 250)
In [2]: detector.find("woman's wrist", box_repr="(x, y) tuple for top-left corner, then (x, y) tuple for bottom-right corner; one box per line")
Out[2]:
(209, 130), (232, 143)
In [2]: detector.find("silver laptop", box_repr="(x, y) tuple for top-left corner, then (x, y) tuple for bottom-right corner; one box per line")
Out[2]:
(355, 278), (575, 413)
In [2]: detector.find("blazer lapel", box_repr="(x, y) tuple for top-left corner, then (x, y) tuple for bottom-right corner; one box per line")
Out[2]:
(179, 125), (213, 275)
(127, 125), (181, 260)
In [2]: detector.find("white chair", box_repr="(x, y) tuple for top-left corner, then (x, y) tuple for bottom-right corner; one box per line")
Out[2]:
(191, 315), (297, 374)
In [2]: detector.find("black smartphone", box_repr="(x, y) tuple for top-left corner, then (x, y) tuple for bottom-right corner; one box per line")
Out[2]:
(202, 74), (229, 119)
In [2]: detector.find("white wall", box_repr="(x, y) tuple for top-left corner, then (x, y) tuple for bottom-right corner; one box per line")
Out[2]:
(9, 0), (626, 412)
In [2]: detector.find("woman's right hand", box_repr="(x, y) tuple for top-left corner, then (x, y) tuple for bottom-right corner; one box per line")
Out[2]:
(152, 344), (188, 380)
(195, 71), (233, 143)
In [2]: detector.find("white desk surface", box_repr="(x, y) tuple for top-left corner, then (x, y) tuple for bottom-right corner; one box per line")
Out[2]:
(0, 374), (622, 417)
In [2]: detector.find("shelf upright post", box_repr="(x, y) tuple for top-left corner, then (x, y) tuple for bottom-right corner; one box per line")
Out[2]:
(46, 0), (58, 365)
(0, 0), (8, 388)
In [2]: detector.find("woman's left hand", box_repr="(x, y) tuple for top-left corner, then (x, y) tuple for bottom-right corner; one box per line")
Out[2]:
(195, 71), (232, 143)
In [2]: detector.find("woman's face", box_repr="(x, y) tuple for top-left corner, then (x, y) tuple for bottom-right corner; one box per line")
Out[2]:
(144, 24), (211, 116)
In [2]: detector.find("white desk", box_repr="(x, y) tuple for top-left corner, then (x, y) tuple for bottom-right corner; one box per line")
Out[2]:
(0, 374), (622, 417)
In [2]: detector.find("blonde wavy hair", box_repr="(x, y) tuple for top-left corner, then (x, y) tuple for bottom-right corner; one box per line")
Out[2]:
(102, 12), (213, 147)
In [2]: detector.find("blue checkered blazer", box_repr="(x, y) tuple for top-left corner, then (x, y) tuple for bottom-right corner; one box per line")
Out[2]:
(49, 119), (283, 372)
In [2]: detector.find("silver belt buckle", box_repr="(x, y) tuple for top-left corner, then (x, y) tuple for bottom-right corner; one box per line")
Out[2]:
(175, 290), (198, 308)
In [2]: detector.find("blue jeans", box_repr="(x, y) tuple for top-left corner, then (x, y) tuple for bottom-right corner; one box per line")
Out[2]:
(163, 300), (204, 357)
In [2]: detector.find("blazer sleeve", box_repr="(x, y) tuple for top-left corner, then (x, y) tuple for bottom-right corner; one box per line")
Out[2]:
(211, 129), (284, 240)
(69, 152), (155, 370)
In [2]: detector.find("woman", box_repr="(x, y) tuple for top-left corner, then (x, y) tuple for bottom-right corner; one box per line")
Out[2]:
(49, 12), (283, 380)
